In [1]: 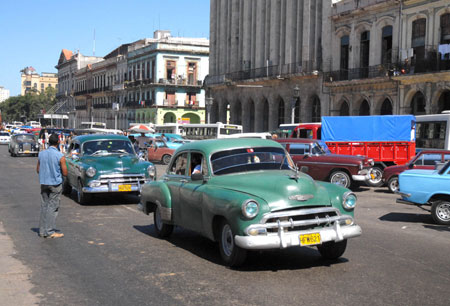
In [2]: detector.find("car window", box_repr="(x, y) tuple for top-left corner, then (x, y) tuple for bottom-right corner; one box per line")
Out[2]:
(82, 140), (134, 156)
(169, 153), (188, 176)
(423, 154), (442, 166)
(289, 143), (309, 155)
(190, 152), (207, 176)
(211, 147), (294, 175)
(15, 135), (35, 143)
(444, 154), (450, 162)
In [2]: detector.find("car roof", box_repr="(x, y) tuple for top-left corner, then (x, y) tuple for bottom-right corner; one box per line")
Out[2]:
(12, 133), (35, 137)
(417, 149), (450, 154)
(174, 138), (282, 156)
(275, 138), (318, 144)
(74, 134), (130, 143)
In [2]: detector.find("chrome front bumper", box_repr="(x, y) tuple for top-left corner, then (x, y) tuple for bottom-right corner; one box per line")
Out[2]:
(82, 174), (150, 193)
(352, 168), (372, 182)
(82, 184), (145, 193)
(235, 223), (361, 250)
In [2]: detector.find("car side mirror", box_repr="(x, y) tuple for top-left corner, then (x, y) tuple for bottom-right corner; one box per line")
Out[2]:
(408, 163), (414, 169)
(72, 154), (80, 161)
(191, 172), (204, 181)
(300, 166), (309, 173)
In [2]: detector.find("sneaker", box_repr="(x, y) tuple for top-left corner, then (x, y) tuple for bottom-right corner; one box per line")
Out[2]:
(47, 232), (64, 238)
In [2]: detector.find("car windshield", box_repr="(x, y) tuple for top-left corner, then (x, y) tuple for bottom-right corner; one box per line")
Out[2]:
(82, 140), (135, 156)
(15, 135), (35, 143)
(211, 147), (295, 175)
(316, 141), (331, 154)
(0, 132), (10, 136)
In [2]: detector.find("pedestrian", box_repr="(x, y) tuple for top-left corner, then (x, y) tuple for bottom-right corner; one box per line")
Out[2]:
(36, 133), (68, 238)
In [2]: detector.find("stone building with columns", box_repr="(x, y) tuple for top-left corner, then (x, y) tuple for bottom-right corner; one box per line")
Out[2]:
(207, 0), (450, 132)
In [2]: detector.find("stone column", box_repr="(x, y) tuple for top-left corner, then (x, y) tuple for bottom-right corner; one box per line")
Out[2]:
(425, 82), (433, 114)
(241, 99), (250, 132)
(398, 85), (406, 114)
(268, 98), (277, 132)
(254, 100), (264, 132)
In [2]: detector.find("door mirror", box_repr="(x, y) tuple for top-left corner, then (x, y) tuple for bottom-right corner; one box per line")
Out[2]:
(191, 172), (204, 181)
(408, 163), (414, 169)
(72, 154), (80, 161)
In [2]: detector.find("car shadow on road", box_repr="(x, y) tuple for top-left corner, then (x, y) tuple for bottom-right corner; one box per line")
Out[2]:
(63, 191), (140, 206)
(379, 212), (434, 224)
(423, 224), (450, 232)
(133, 224), (348, 271)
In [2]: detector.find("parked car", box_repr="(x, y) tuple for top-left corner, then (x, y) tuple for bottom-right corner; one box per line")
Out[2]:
(63, 134), (156, 204)
(276, 138), (374, 189)
(146, 139), (175, 164)
(8, 133), (39, 157)
(0, 131), (11, 144)
(383, 150), (450, 193)
(396, 161), (450, 225)
(139, 138), (362, 267)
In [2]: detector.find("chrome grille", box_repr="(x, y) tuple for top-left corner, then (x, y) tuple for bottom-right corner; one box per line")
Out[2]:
(23, 143), (32, 151)
(97, 174), (146, 185)
(262, 207), (341, 233)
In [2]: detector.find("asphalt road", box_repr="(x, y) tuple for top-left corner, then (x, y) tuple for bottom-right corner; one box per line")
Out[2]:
(0, 145), (449, 306)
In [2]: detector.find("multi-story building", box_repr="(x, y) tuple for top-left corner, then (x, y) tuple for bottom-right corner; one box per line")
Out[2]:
(125, 30), (209, 126)
(324, 0), (450, 117)
(55, 50), (103, 128)
(73, 30), (209, 129)
(0, 86), (10, 103)
(20, 67), (58, 95)
(207, 0), (450, 132)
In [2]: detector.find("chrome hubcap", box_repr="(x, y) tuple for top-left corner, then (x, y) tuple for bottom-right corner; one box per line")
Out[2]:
(331, 173), (348, 187)
(155, 207), (162, 230)
(221, 224), (233, 257)
(369, 169), (382, 184)
(389, 179), (399, 192)
(436, 203), (450, 221)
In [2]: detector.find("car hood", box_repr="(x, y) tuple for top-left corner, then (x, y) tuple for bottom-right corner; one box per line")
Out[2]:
(209, 170), (332, 211)
(81, 154), (146, 174)
(317, 153), (365, 163)
(401, 169), (436, 176)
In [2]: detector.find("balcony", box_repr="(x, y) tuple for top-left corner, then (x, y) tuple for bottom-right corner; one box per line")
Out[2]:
(204, 60), (318, 86)
(184, 101), (199, 108)
(75, 104), (87, 110)
(93, 103), (112, 109)
(163, 99), (178, 107)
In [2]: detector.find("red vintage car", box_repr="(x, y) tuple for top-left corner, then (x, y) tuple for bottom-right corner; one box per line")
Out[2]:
(382, 150), (450, 193)
(146, 139), (175, 165)
(276, 138), (374, 189)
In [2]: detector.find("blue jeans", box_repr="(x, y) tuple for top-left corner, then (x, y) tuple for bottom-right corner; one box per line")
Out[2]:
(39, 184), (62, 237)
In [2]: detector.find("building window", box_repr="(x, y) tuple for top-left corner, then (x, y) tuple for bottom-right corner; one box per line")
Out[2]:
(381, 26), (393, 65)
(277, 100), (285, 126)
(187, 62), (197, 85)
(441, 13), (450, 44)
(360, 31), (370, 78)
(311, 96), (321, 122)
(412, 18), (426, 60)
(340, 35), (350, 80)
(165, 91), (176, 106)
(187, 93), (197, 106)
(166, 61), (176, 81)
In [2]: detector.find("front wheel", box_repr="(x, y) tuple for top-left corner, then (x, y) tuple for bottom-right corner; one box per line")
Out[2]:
(387, 176), (399, 193)
(431, 200), (450, 225)
(76, 179), (90, 205)
(329, 171), (351, 189)
(162, 154), (172, 165)
(366, 167), (384, 187)
(153, 205), (174, 238)
(219, 220), (247, 267)
(317, 240), (347, 260)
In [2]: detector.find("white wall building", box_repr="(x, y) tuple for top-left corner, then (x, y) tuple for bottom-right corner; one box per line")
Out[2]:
(0, 86), (10, 103)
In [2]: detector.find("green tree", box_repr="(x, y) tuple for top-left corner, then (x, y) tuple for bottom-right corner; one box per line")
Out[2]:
(0, 87), (56, 123)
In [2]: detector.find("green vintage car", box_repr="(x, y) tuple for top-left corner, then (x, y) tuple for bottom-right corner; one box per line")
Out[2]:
(139, 139), (362, 266)
(63, 134), (156, 204)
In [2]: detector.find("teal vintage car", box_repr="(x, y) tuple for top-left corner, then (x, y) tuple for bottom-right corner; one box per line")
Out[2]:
(63, 134), (156, 204)
(139, 138), (362, 267)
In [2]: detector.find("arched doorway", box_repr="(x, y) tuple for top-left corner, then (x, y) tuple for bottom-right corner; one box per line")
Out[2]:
(181, 113), (200, 124)
(277, 98), (285, 126)
(294, 98), (301, 123)
(438, 90), (450, 113)
(410, 92), (426, 115)
(163, 112), (176, 123)
(210, 101), (219, 123)
(359, 99), (370, 115)
(235, 100), (242, 125)
(339, 101), (350, 116)
(380, 98), (393, 115)
(311, 96), (321, 122)
(262, 99), (269, 131)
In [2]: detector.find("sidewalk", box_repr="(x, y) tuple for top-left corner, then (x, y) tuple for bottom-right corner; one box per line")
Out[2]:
(0, 221), (39, 305)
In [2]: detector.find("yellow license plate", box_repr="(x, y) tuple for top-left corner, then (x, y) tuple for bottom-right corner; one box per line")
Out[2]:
(299, 233), (321, 246)
(24, 150), (30, 153)
(118, 184), (132, 192)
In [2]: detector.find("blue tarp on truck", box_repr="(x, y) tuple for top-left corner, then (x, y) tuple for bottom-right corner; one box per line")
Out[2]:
(321, 115), (416, 142)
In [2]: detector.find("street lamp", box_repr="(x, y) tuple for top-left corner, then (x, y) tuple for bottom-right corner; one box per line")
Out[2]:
(291, 85), (300, 124)
(205, 95), (214, 124)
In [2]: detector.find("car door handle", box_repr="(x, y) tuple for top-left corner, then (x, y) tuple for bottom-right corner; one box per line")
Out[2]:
(180, 179), (188, 183)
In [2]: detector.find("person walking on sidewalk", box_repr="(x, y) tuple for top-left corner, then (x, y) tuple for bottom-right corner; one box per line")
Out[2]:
(36, 133), (68, 238)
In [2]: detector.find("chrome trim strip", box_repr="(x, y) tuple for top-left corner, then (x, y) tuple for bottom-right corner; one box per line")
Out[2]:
(248, 215), (352, 231)
(394, 191), (411, 197)
(259, 207), (340, 224)
(296, 161), (359, 167)
(98, 174), (145, 179)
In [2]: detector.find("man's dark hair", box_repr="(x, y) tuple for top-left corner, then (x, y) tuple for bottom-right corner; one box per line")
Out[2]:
(48, 133), (59, 146)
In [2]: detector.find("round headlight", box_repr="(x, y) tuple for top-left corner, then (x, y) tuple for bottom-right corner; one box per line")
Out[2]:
(147, 164), (156, 178)
(86, 167), (96, 178)
(342, 191), (357, 210)
(242, 200), (259, 219)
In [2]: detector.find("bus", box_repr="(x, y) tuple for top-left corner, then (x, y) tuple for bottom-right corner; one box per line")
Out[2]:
(181, 122), (243, 140)
(80, 122), (107, 129)
(154, 123), (182, 135)
(275, 123), (302, 138)
(415, 113), (450, 150)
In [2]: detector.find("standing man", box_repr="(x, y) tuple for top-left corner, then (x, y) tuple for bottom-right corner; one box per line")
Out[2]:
(36, 133), (68, 238)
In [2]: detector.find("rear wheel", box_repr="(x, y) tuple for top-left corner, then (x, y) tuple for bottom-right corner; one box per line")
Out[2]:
(162, 154), (172, 165)
(153, 205), (174, 238)
(317, 240), (347, 260)
(218, 220), (247, 267)
(329, 171), (351, 189)
(367, 166), (384, 187)
(431, 200), (450, 225)
(387, 176), (399, 193)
